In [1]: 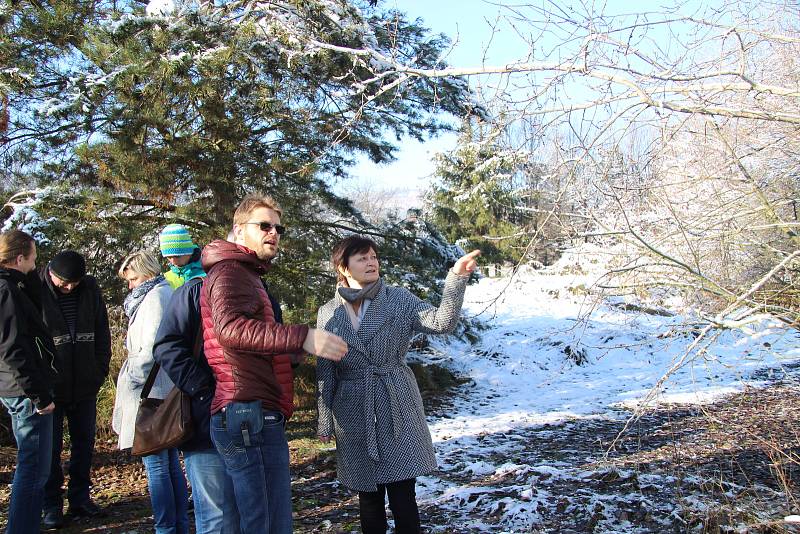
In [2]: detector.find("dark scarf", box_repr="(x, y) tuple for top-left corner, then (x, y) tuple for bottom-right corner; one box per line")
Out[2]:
(337, 278), (383, 304)
(123, 275), (165, 322)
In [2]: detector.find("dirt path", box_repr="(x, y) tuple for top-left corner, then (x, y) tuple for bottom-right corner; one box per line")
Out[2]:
(2, 383), (800, 533)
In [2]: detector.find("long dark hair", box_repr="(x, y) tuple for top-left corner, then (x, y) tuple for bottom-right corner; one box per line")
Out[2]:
(331, 235), (378, 285)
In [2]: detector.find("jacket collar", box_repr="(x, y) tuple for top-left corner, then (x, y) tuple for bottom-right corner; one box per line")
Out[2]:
(169, 247), (204, 275)
(355, 283), (391, 343)
(40, 265), (85, 299)
(1, 267), (45, 312)
(201, 239), (269, 274)
(0, 267), (26, 284)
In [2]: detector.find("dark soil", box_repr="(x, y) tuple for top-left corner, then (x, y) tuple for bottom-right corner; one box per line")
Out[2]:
(2, 381), (800, 533)
(422, 383), (800, 533)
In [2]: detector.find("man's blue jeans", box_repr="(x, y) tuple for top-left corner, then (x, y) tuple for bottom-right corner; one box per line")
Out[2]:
(210, 401), (292, 534)
(184, 448), (241, 534)
(1, 396), (53, 534)
(141, 448), (189, 534)
(44, 397), (98, 511)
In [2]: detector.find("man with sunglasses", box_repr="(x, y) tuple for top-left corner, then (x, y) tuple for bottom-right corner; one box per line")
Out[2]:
(38, 251), (111, 528)
(200, 193), (347, 534)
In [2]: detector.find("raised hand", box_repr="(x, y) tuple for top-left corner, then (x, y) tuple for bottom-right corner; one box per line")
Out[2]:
(452, 249), (481, 276)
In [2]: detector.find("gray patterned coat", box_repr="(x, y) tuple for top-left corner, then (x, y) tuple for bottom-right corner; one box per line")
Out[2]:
(316, 271), (468, 492)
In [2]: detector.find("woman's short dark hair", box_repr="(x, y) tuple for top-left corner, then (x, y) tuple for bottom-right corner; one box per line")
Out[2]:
(331, 235), (379, 285)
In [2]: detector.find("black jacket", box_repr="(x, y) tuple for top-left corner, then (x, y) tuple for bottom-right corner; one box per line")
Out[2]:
(0, 268), (57, 409)
(39, 268), (112, 404)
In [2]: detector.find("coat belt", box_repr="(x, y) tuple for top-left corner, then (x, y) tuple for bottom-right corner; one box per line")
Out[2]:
(338, 365), (404, 461)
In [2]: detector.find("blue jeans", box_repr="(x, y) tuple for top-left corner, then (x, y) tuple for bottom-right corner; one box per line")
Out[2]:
(184, 448), (241, 534)
(44, 397), (98, 511)
(210, 401), (291, 534)
(1, 396), (53, 534)
(141, 448), (189, 534)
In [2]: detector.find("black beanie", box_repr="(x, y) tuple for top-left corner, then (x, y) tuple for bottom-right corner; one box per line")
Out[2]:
(49, 251), (86, 282)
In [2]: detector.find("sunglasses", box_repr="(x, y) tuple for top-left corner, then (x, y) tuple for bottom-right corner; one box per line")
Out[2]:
(242, 221), (286, 235)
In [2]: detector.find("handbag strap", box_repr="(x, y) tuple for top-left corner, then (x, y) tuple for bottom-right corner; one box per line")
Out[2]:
(140, 362), (161, 400)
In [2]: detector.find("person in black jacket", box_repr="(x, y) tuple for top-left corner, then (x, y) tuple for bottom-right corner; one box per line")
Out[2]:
(38, 250), (112, 527)
(152, 276), (241, 534)
(0, 229), (57, 534)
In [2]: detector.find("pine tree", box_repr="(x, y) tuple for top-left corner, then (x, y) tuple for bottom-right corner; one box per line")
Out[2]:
(426, 119), (529, 264)
(1, 0), (475, 306)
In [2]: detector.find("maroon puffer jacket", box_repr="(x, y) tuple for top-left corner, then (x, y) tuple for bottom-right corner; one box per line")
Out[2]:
(200, 239), (308, 418)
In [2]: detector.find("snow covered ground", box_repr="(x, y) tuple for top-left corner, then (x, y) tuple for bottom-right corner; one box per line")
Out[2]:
(410, 245), (800, 533)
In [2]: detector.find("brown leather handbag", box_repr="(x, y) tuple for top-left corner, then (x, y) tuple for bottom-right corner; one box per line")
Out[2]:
(131, 362), (194, 457)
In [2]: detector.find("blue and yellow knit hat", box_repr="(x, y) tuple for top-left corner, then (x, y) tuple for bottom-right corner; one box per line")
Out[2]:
(159, 224), (196, 257)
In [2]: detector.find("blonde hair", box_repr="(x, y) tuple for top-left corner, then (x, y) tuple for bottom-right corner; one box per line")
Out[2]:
(0, 230), (35, 266)
(118, 250), (161, 280)
(233, 193), (282, 226)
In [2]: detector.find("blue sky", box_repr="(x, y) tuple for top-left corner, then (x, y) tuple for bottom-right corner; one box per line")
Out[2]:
(344, 0), (720, 204)
(347, 0), (634, 199)
(345, 1), (516, 200)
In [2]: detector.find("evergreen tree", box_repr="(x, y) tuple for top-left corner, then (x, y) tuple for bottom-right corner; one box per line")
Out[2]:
(1, 0), (475, 307)
(426, 119), (529, 264)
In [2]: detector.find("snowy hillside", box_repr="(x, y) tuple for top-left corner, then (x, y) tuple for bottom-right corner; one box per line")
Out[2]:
(411, 244), (800, 533)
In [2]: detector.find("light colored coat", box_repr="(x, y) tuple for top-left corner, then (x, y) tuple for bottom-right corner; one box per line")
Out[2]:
(112, 280), (175, 450)
(316, 271), (468, 492)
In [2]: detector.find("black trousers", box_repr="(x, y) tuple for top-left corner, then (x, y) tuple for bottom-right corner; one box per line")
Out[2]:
(359, 478), (420, 534)
(44, 397), (97, 510)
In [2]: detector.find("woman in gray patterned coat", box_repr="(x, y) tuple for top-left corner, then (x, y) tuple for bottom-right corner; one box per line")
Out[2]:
(317, 235), (480, 534)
